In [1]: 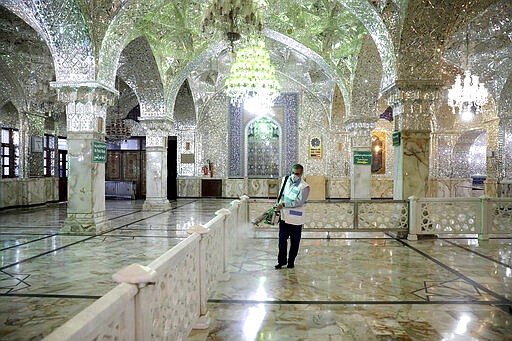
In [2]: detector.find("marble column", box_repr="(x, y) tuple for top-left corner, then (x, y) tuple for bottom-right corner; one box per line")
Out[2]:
(386, 82), (440, 200)
(141, 118), (172, 211)
(51, 82), (117, 233)
(346, 118), (376, 200)
(495, 116), (512, 196)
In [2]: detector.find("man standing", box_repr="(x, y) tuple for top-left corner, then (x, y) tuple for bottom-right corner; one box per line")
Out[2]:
(274, 164), (310, 269)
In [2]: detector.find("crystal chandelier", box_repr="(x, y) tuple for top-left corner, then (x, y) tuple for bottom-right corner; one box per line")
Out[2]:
(202, 0), (264, 40)
(201, 0), (280, 107)
(447, 29), (488, 122)
(225, 37), (280, 107)
(448, 71), (488, 121)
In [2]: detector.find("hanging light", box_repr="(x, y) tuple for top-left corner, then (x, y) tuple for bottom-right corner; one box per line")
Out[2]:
(448, 71), (488, 121)
(225, 36), (280, 107)
(201, 0), (279, 107)
(447, 28), (488, 121)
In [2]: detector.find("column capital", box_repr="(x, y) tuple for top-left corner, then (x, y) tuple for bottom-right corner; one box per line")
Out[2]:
(140, 118), (173, 147)
(344, 117), (377, 148)
(382, 79), (444, 98)
(50, 81), (118, 106)
(382, 80), (442, 132)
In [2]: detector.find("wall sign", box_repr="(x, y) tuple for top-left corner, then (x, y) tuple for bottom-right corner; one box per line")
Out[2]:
(392, 131), (401, 146)
(32, 136), (43, 152)
(353, 150), (372, 165)
(309, 137), (322, 158)
(92, 141), (107, 163)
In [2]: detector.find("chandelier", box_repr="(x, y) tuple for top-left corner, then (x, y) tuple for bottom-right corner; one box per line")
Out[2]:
(447, 29), (488, 122)
(202, 0), (280, 107)
(106, 117), (131, 143)
(202, 0), (264, 40)
(448, 71), (488, 121)
(225, 37), (280, 107)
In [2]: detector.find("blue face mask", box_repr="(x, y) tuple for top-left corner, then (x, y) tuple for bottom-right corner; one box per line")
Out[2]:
(291, 173), (300, 182)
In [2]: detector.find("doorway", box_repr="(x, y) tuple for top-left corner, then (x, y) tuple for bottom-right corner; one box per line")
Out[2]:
(58, 149), (68, 202)
(167, 136), (177, 200)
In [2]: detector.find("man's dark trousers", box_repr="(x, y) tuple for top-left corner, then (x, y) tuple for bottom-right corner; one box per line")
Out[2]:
(278, 220), (302, 266)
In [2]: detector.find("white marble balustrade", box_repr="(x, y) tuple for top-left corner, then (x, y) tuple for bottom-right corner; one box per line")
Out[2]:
(249, 199), (408, 231)
(408, 196), (512, 240)
(44, 197), (249, 340)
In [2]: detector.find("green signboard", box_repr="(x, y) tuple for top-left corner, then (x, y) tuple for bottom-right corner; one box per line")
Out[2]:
(353, 151), (372, 165)
(392, 131), (401, 146)
(92, 141), (107, 163)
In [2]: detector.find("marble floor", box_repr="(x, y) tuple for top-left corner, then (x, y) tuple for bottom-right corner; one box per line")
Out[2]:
(1, 199), (511, 340)
(0, 198), (233, 341)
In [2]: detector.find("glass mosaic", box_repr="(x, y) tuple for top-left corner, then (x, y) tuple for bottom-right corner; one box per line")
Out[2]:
(0, 0), (510, 200)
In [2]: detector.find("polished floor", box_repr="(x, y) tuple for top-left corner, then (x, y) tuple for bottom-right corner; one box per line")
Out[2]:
(1, 200), (511, 340)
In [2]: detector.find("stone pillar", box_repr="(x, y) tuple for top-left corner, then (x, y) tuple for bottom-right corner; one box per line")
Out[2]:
(495, 116), (512, 196)
(51, 82), (117, 233)
(141, 118), (172, 211)
(346, 118), (376, 200)
(386, 82), (440, 200)
(483, 118), (500, 197)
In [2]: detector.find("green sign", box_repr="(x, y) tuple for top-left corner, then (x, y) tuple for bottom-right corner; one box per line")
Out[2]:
(92, 141), (107, 163)
(392, 131), (401, 146)
(353, 151), (372, 165)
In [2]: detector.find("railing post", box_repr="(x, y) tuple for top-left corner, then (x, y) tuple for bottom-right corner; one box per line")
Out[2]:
(187, 224), (211, 329)
(240, 195), (249, 224)
(216, 208), (232, 281)
(479, 195), (490, 241)
(407, 196), (419, 240)
(112, 264), (157, 341)
(231, 199), (240, 230)
(231, 200), (241, 251)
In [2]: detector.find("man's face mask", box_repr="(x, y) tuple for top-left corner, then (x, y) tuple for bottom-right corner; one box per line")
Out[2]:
(290, 172), (300, 182)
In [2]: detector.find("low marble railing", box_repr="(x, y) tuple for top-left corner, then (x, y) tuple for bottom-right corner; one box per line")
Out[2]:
(44, 197), (249, 341)
(249, 199), (409, 232)
(408, 196), (512, 240)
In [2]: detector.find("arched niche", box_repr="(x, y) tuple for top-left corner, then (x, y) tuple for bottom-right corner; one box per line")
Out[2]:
(229, 93), (299, 178)
(453, 129), (487, 178)
(244, 116), (282, 178)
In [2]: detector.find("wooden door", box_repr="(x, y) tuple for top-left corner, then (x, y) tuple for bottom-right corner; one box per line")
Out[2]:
(58, 150), (68, 202)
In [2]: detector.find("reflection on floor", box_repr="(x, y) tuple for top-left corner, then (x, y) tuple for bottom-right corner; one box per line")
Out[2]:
(1, 199), (511, 340)
(190, 233), (512, 340)
(0, 199), (232, 340)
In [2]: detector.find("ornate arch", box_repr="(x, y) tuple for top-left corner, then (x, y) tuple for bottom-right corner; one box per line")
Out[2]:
(117, 36), (165, 119)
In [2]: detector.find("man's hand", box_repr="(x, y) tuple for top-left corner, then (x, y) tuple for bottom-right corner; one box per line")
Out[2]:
(275, 203), (284, 211)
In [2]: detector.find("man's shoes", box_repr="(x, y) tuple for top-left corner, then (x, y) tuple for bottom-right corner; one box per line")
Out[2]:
(275, 264), (285, 269)
(286, 264), (294, 268)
